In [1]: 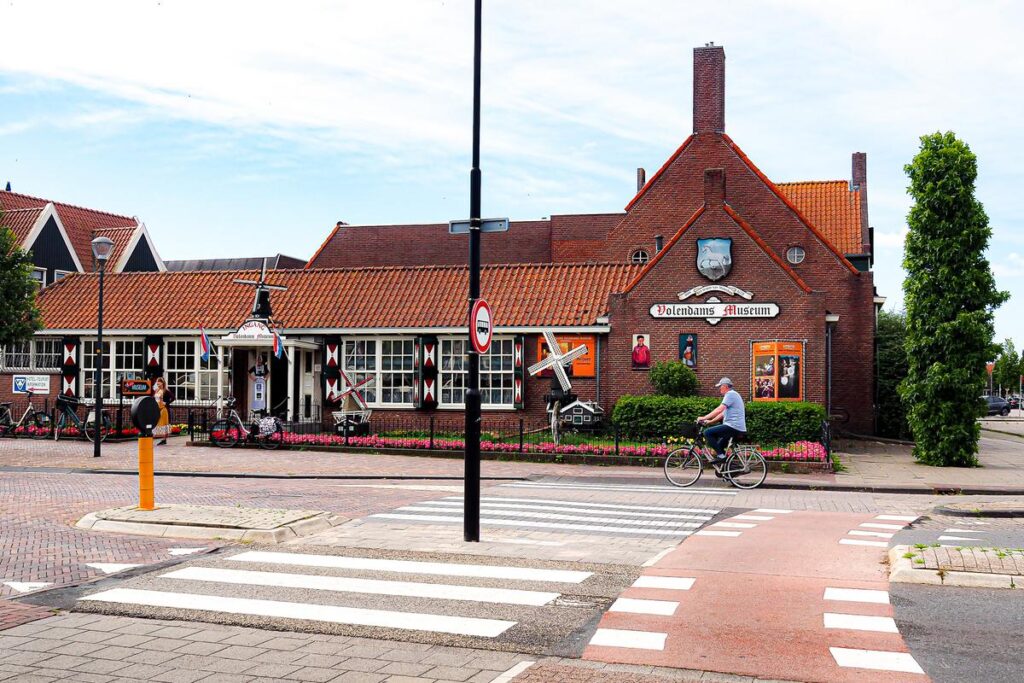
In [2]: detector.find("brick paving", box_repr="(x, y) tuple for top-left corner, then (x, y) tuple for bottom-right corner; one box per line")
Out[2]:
(911, 545), (1024, 575)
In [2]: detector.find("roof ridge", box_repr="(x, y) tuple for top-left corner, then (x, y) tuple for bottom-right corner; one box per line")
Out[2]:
(0, 207), (44, 213)
(776, 179), (849, 187)
(92, 225), (139, 232)
(1, 189), (135, 222)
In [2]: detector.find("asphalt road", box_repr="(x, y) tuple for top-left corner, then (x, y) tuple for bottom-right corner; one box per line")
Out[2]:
(892, 583), (1024, 683)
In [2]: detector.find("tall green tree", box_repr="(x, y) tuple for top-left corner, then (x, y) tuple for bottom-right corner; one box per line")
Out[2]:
(876, 309), (911, 439)
(992, 339), (1020, 395)
(899, 132), (1008, 467)
(0, 212), (43, 347)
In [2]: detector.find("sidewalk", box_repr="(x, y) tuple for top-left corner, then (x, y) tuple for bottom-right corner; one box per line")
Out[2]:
(1, 429), (1022, 494)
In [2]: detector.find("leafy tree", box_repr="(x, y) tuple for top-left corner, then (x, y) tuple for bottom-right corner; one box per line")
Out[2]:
(649, 360), (699, 397)
(992, 339), (1021, 395)
(899, 132), (1008, 467)
(876, 309), (911, 439)
(0, 214), (43, 347)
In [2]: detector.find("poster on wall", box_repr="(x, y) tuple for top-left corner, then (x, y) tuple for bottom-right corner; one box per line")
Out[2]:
(678, 334), (698, 368)
(751, 341), (803, 401)
(631, 334), (651, 370)
(536, 335), (596, 378)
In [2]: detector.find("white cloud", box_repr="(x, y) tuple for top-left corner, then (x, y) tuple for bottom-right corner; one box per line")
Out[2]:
(993, 253), (1024, 278)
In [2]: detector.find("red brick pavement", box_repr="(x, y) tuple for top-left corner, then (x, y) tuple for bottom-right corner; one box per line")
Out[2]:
(0, 600), (52, 632)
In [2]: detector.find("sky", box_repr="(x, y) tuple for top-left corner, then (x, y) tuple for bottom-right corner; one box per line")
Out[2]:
(0, 0), (1022, 343)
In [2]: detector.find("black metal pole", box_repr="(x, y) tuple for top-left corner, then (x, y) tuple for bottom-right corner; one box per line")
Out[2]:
(464, 0), (483, 543)
(94, 264), (104, 458)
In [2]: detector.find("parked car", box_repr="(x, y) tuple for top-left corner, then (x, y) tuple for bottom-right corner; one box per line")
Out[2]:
(1009, 395), (1022, 410)
(982, 395), (1011, 416)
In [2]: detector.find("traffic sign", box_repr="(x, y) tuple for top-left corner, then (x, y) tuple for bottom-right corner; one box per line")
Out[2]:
(448, 218), (509, 235)
(469, 299), (493, 355)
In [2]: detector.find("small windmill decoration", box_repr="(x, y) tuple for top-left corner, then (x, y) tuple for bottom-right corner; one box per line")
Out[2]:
(329, 349), (376, 435)
(528, 331), (589, 444)
(233, 258), (288, 320)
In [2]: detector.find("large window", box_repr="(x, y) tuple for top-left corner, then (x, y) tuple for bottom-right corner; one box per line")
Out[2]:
(440, 337), (515, 408)
(337, 338), (417, 407)
(342, 339), (378, 405)
(82, 339), (144, 400)
(1, 338), (63, 370)
(380, 339), (414, 405)
(165, 340), (198, 401)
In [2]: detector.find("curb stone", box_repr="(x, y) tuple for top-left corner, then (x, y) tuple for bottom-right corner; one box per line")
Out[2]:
(888, 545), (1020, 589)
(75, 508), (345, 543)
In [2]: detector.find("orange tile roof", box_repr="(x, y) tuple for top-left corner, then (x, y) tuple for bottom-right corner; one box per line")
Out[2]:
(93, 226), (139, 269)
(1, 207), (44, 245)
(38, 263), (642, 331)
(776, 180), (863, 255)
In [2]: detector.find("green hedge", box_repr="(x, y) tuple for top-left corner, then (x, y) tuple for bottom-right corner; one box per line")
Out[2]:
(612, 394), (825, 444)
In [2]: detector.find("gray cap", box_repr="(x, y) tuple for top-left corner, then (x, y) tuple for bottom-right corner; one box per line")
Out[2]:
(714, 377), (733, 387)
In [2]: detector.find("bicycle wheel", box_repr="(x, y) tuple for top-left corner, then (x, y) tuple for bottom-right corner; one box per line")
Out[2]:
(664, 446), (703, 487)
(724, 446), (767, 489)
(83, 415), (110, 443)
(259, 421), (283, 450)
(209, 419), (239, 448)
(30, 412), (51, 439)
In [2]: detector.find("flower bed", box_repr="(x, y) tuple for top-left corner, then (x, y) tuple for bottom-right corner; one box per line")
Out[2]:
(3, 425), (182, 440)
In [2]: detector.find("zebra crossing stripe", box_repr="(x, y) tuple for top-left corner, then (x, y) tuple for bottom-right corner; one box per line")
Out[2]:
(420, 500), (713, 521)
(228, 552), (592, 583)
(589, 628), (667, 650)
(847, 530), (894, 539)
(390, 506), (702, 529)
(839, 539), (888, 548)
(162, 567), (560, 606)
(463, 496), (720, 515)
(824, 612), (898, 633)
(823, 587), (889, 604)
(609, 597), (678, 616)
(709, 522), (756, 529)
(859, 522), (904, 530)
(753, 508), (793, 514)
(370, 513), (695, 537)
(695, 530), (742, 537)
(733, 514), (774, 521)
(81, 588), (516, 638)
(501, 482), (737, 496)
(875, 515), (918, 522)
(631, 576), (695, 590)
(829, 647), (924, 674)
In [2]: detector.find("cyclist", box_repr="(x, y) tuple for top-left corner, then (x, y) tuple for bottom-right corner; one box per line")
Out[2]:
(697, 377), (747, 465)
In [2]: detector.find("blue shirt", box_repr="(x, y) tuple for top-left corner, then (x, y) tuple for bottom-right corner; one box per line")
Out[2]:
(721, 389), (746, 432)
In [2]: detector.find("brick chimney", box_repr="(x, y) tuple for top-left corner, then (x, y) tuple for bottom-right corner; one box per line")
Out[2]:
(636, 167), (646, 192)
(704, 168), (725, 205)
(852, 152), (870, 254)
(693, 44), (725, 134)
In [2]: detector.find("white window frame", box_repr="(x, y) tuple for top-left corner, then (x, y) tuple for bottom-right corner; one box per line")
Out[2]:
(630, 249), (650, 265)
(81, 338), (145, 401)
(340, 337), (416, 408)
(164, 339), (198, 401)
(53, 269), (75, 282)
(439, 336), (516, 409)
(0, 338), (62, 370)
(786, 246), (806, 265)
(31, 267), (46, 289)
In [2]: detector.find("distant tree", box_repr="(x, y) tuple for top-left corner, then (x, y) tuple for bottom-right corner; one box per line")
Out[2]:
(0, 214), (43, 347)
(992, 339), (1021, 395)
(899, 132), (1008, 467)
(876, 310), (911, 439)
(649, 360), (699, 397)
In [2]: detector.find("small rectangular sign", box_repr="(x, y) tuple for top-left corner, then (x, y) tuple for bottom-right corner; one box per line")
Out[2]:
(448, 218), (510, 234)
(120, 378), (153, 396)
(12, 375), (49, 394)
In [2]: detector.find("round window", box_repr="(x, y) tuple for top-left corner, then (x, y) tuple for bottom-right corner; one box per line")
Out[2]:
(786, 246), (806, 264)
(630, 249), (650, 264)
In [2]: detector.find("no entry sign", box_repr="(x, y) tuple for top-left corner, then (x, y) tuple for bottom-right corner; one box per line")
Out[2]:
(470, 299), (493, 354)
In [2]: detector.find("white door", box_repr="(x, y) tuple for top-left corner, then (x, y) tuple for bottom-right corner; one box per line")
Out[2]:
(301, 350), (317, 419)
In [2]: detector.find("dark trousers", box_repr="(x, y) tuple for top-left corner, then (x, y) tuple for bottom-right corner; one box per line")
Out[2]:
(705, 424), (744, 457)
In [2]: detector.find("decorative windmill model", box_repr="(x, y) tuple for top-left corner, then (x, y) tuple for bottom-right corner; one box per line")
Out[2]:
(528, 331), (589, 444)
(233, 259), (288, 321)
(328, 348), (376, 435)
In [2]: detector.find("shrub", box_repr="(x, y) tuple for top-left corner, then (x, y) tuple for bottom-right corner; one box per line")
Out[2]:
(649, 361), (699, 397)
(612, 394), (825, 444)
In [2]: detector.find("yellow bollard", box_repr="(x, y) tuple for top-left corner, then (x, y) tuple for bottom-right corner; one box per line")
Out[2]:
(138, 435), (154, 510)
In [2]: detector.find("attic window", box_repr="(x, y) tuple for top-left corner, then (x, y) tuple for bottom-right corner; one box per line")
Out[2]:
(786, 246), (806, 265)
(630, 249), (650, 265)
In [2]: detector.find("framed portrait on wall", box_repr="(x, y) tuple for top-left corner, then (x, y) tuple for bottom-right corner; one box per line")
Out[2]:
(678, 334), (697, 368)
(631, 334), (651, 370)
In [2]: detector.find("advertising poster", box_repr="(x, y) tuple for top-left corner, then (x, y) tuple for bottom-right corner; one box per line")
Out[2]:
(631, 334), (651, 370)
(536, 335), (596, 378)
(679, 334), (698, 368)
(752, 341), (803, 401)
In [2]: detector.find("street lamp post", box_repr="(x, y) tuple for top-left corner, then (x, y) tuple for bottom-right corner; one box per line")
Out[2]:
(91, 236), (115, 458)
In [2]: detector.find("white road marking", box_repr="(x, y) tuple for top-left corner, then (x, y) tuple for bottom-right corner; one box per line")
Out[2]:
(839, 539), (888, 548)
(489, 539), (565, 547)
(502, 482), (737, 496)
(641, 547), (676, 567)
(391, 505), (703, 529)
(943, 528), (984, 533)
(589, 628), (667, 650)
(937, 535), (980, 542)
(421, 500), (712, 521)
(371, 513), (694, 537)
(875, 515), (918, 522)
(229, 551), (592, 583)
(163, 567), (561, 606)
(610, 597), (678, 616)
(490, 661), (535, 683)
(754, 508), (793, 514)
(829, 647), (924, 674)
(632, 576), (695, 591)
(82, 588), (516, 638)
(168, 548), (206, 556)
(710, 522), (756, 529)
(332, 484), (464, 492)
(85, 563), (141, 574)
(3, 582), (52, 593)
(465, 496), (719, 514)
(823, 587), (889, 604)
(733, 514), (774, 521)
(860, 522), (904, 530)
(695, 530), (742, 537)
(824, 612), (899, 633)
(847, 530), (894, 539)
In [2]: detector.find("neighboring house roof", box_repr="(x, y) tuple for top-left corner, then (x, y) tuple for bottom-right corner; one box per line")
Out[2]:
(38, 263), (642, 331)
(776, 180), (863, 255)
(92, 226), (139, 270)
(0, 207), (45, 244)
(165, 255), (307, 272)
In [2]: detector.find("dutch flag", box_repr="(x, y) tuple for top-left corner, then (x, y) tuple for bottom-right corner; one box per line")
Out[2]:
(273, 327), (284, 360)
(199, 326), (212, 363)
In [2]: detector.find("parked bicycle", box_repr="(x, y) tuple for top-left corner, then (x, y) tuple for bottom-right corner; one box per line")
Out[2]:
(0, 391), (50, 438)
(53, 394), (111, 443)
(209, 396), (283, 449)
(664, 421), (767, 489)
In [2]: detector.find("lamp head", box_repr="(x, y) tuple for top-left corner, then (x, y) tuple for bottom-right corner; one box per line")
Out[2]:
(91, 236), (115, 263)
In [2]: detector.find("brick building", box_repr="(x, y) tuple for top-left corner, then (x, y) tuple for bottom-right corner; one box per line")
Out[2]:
(1, 45), (880, 433)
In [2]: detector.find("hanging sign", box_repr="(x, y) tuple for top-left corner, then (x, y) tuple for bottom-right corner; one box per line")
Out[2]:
(470, 299), (493, 354)
(650, 301), (780, 325)
(12, 375), (49, 394)
(120, 378), (153, 396)
(234, 320), (273, 339)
